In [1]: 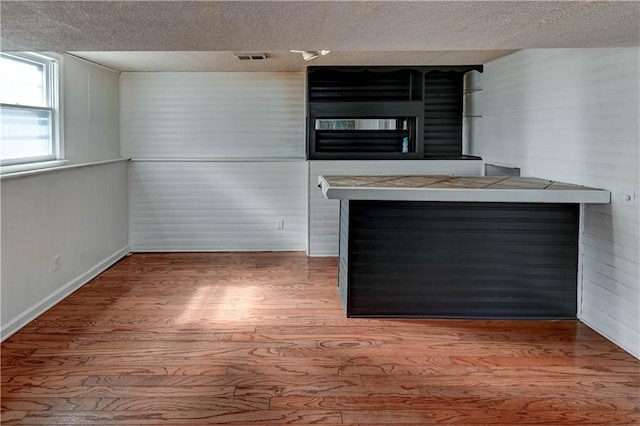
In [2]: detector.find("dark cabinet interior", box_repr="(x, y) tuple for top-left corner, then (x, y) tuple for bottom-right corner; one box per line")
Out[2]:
(423, 71), (465, 158)
(308, 69), (423, 101)
(307, 65), (483, 160)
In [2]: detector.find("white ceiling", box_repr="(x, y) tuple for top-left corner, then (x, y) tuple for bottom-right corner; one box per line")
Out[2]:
(2, 1), (639, 72)
(67, 50), (517, 72)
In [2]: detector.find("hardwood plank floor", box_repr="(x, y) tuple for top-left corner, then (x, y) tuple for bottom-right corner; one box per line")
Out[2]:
(1, 252), (639, 425)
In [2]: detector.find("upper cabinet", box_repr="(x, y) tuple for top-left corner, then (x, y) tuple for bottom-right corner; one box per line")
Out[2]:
(307, 66), (482, 160)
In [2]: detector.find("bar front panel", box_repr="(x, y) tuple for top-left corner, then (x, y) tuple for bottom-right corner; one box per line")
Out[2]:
(344, 201), (579, 319)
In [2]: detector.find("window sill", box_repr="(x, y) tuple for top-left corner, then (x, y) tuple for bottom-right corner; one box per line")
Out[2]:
(1, 160), (69, 176)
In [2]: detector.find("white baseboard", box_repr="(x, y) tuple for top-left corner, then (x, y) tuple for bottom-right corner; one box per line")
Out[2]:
(1, 245), (130, 341)
(579, 317), (640, 360)
(308, 253), (339, 257)
(130, 248), (304, 253)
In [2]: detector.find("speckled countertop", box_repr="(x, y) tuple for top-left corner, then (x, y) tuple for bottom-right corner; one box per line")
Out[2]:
(318, 175), (611, 203)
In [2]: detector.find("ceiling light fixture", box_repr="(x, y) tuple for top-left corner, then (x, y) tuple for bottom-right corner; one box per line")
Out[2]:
(290, 50), (330, 62)
(301, 51), (319, 61)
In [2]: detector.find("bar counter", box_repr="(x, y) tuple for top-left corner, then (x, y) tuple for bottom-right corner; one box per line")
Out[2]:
(319, 175), (610, 319)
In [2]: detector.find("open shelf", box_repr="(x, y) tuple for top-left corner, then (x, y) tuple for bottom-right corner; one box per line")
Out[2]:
(307, 65), (483, 160)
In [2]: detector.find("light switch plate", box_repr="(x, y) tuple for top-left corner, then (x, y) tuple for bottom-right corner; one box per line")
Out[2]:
(52, 255), (61, 271)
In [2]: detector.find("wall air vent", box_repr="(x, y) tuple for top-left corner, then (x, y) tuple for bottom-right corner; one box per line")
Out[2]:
(234, 53), (268, 61)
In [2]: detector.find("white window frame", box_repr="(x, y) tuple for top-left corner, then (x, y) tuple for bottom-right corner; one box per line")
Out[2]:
(0, 52), (64, 171)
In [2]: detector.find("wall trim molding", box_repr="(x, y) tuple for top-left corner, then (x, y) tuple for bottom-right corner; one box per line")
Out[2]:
(130, 158), (306, 163)
(0, 158), (129, 181)
(1, 245), (130, 341)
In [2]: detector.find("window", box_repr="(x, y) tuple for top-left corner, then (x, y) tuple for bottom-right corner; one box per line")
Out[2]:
(1, 52), (61, 167)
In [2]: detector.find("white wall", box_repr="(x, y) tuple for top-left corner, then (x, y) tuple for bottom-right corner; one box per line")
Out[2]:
(120, 72), (304, 159)
(64, 55), (120, 164)
(1, 161), (129, 338)
(468, 48), (640, 358)
(308, 160), (484, 256)
(130, 161), (306, 251)
(122, 72), (307, 251)
(1, 55), (125, 340)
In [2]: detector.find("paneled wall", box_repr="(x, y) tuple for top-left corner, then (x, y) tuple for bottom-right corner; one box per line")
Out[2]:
(468, 48), (639, 358)
(120, 73), (304, 159)
(130, 161), (306, 251)
(308, 160), (483, 256)
(63, 55), (120, 164)
(1, 161), (129, 338)
(121, 72), (307, 251)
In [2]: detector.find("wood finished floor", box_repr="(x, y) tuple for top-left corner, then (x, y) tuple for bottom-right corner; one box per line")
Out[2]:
(1, 252), (639, 425)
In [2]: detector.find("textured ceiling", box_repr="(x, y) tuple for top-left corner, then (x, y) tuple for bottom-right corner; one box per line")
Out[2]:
(2, 1), (639, 72)
(68, 50), (517, 72)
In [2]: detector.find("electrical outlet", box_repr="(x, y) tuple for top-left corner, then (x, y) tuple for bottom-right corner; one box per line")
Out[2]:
(276, 219), (284, 230)
(621, 189), (637, 207)
(52, 255), (61, 271)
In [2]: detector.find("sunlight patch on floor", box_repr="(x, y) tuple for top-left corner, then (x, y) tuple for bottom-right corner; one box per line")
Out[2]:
(176, 284), (260, 324)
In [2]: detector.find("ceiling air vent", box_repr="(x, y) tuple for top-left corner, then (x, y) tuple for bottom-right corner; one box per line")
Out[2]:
(234, 53), (268, 61)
